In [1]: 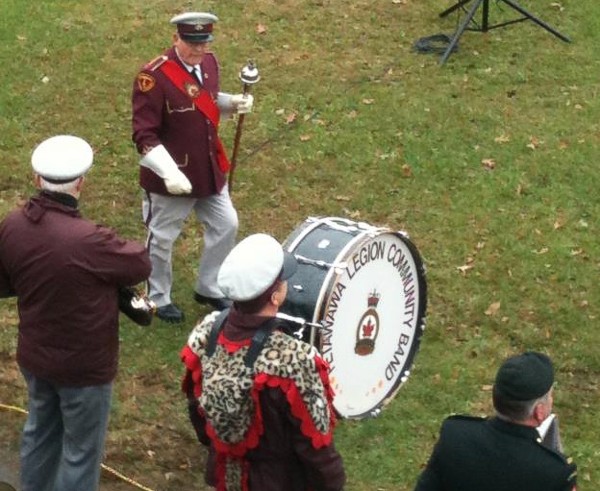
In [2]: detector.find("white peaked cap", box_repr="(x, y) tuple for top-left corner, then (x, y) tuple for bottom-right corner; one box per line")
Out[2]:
(31, 135), (93, 182)
(218, 233), (297, 302)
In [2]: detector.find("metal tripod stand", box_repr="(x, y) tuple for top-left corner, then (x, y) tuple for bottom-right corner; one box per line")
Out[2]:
(438, 0), (571, 65)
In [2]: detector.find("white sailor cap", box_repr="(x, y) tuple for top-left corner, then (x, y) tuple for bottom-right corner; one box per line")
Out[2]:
(171, 12), (218, 43)
(218, 234), (297, 302)
(31, 135), (93, 183)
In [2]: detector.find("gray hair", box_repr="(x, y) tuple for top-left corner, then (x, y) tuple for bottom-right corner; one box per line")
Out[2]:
(38, 176), (80, 194)
(494, 388), (551, 423)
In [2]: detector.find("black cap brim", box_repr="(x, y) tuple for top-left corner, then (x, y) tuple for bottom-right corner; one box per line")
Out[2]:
(180, 33), (213, 43)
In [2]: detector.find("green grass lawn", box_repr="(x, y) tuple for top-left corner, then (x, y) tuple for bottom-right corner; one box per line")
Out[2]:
(1, 0), (599, 489)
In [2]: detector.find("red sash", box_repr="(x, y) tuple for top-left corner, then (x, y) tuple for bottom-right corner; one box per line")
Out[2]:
(160, 60), (230, 172)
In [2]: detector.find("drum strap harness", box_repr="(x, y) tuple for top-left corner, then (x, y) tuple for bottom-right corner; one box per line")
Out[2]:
(205, 308), (288, 368)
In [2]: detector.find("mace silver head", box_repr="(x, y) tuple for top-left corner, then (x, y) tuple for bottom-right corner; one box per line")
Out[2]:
(240, 60), (260, 85)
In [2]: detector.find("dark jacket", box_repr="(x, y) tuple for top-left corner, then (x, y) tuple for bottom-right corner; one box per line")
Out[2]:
(182, 307), (346, 491)
(0, 192), (151, 386)
(132, 47), (226, 198)
(414, 415), (577, 491)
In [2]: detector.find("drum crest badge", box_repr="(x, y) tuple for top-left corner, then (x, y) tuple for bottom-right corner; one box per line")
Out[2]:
(354, 290), (381, 356)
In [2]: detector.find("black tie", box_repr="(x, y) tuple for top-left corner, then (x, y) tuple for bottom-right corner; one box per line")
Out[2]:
(190, 67), (202, 85)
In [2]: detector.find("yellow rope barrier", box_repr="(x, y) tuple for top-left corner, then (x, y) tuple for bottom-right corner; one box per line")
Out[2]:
(0, 403), (156, 491)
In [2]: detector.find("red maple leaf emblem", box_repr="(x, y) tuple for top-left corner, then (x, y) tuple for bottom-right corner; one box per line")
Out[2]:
(362, 319), (375, 337)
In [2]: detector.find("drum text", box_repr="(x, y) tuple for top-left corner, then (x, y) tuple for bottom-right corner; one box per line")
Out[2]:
(388, 243), (417, 330)
(320, 281), (347, 371)
(346, 240), (386, 279)
(385, 333), (411, 381)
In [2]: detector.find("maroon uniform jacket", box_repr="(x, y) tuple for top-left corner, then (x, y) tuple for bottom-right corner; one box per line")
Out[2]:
(132, 47), (227, 199)
(0, 192), (151, 386)
(181, 307), (346, 491)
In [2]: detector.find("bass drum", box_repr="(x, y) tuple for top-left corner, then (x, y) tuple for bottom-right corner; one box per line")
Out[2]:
(281, 217), (427, 419)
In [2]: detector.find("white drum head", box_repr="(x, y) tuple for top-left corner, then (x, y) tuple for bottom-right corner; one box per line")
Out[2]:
(317, 231), (426, 418)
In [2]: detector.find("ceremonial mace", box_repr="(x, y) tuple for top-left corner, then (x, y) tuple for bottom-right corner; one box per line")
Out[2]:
(228, 60), (260, 192)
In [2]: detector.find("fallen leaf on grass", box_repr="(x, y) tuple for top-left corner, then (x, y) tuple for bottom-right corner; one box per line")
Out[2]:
(482, 158), (496, 170)
(494, 134), (510, 144)
(485, 301), (501, 316)
(362, 98), (374, 105)
(526, 136), (541, 150)
(456, 264), (474, 275)
(299, 134), (311, 142)
(285, 112), (297, 124)
(401, 164), (412, 177)
(256, 24), (267, 34)
(344, 209), (361, 219)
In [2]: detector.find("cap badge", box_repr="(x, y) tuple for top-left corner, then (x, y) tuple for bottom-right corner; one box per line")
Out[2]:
(194, 22), (204, 31)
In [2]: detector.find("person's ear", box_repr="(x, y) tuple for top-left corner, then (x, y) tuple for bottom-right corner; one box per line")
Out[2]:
(271, 289), (281, 307)
(34, 174), (42, 189)
(75, 176), (85, 192)
(532, 402), (548, 425)
(271, 282), (286, 307)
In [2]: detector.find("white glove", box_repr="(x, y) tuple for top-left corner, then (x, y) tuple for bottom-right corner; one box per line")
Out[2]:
(231, 93), (254, 114)
(140, 145), (192, 195)
(217, 92), (254, 116)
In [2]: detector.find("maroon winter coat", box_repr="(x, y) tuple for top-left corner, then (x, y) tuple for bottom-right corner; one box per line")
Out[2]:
(0, 192), (151, 386)
(132, 47), (227, 198)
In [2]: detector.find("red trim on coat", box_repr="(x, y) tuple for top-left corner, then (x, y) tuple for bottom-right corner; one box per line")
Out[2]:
(159, 60), (231, 172)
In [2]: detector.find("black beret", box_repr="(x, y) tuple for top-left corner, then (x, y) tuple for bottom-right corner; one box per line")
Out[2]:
(494, 351), (554, 401)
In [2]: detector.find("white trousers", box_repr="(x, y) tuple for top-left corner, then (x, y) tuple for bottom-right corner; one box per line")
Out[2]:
(142, 188), (238, 307)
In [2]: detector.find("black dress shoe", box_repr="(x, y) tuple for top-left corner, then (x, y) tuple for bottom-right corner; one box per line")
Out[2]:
(193, 293), (232, 310)
(156, 303), (185, 323)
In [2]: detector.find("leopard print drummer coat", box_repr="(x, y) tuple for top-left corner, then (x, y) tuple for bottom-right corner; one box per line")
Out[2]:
(181, 309), (346, 491)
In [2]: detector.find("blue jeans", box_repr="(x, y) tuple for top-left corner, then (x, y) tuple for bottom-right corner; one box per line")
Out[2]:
(20, 368), (113, 491)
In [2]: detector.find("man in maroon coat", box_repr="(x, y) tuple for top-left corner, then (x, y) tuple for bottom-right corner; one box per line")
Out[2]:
(0, 135), (151, 491)
(132, 11), (253, 323)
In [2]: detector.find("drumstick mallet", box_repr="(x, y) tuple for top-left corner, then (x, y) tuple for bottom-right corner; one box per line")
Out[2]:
(228, 60), (260, 193)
